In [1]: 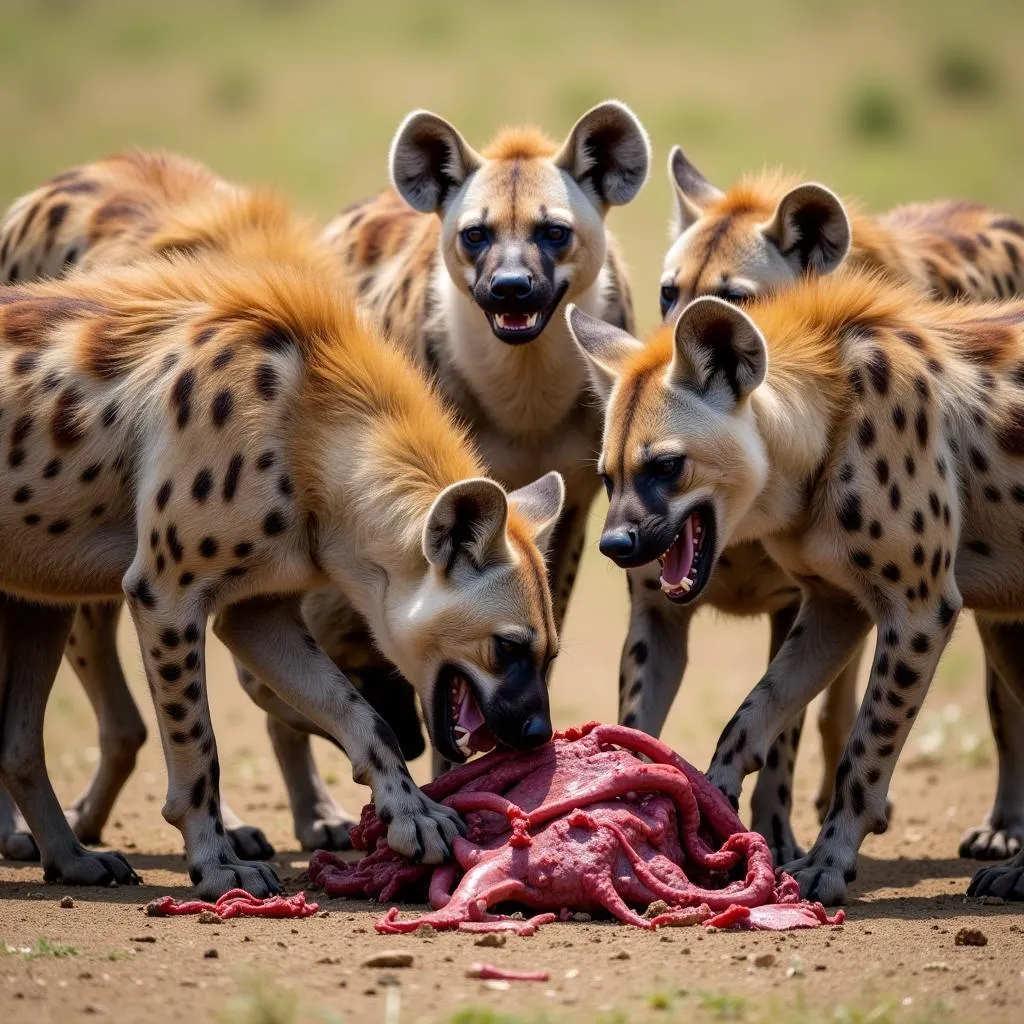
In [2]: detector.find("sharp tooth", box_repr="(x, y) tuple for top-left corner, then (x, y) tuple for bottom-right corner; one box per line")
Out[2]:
(526, 313), (538, 328)
(679, 578), (692, 592)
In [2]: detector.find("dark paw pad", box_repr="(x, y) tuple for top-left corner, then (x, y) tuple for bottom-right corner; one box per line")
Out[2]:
(228, 825), (275, 860)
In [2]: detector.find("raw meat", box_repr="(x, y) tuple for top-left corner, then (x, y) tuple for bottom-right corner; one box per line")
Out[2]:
(309, 723), (844, 934)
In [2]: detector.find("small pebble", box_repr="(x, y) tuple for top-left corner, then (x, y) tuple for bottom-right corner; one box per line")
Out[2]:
(753, 953), (775, 968)
(954, 928), (988, 947)
(571, 912), (592, 922)
(361, 951), (414, 969)
(130, 936), (156, 944)
(60, 896), (75, 909)
(197, 911), (221, 925)
(610, 949), (630, 961)
(982, 896), (1005, 906)
(203, 949), (219, 959)
(475, 934), (506, 948)
(483, 980), (510, 991)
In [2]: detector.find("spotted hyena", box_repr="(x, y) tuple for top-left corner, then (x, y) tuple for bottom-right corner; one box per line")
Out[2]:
(569, 268), (1024, 903)
(0, 151), (423, 861)
(0, 189), (563, 897)
(613, 148), (1024, 864)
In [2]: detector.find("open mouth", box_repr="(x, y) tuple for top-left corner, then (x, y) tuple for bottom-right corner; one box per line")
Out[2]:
(657, 503), (717, 605)
(484, 281), (569, 345)
(435, 665), (498, 763)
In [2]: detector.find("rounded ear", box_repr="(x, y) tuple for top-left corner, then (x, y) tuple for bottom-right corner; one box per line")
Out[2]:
(507, 471), (565, 555)
(762, 183), (851, 275)
(389, 110), (483, 215)
(565, 303), (645, 405)
(670, 296), (767, 402)
(423, 478), (510, 574)
(554, 100), (651, 209)
(668, 145), (723, 236)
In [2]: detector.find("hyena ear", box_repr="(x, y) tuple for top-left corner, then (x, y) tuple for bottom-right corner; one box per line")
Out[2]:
(390, 110), (484, 214)
(762, 183), (851, 275)
(565, 303), (645, 404)
(508, 471), (565, 556)
(670, 296), (767, 402)
(423, 478), (511, 574)
(668, 145), (723, 236)
(554, 100), (651, 209)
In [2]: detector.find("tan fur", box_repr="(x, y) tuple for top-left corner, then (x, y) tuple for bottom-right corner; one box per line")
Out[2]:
(0, 188), (562, 896)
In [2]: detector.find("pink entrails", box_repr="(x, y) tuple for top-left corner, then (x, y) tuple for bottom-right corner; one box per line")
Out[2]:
(308, 723), (845, 934)
(145, 888), (319, 919)
(467, 962), (550, 982)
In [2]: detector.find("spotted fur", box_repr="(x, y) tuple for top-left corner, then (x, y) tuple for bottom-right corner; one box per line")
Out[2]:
(0, 190), (563, 897)
(571, 270), (1024, 903)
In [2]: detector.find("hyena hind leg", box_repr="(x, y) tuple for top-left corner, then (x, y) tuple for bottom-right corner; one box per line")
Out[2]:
(0, 593), (139, 886)
(960, 619), (1024, 862)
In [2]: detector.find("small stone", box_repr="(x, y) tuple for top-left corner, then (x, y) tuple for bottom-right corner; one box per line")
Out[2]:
(197, 910), (221, 924)
(474, 934), (506, 948)
(83, 1005), (104, 1015)
(571, 912), (592, 922)
(483, 980), (510, 991)
(643, 900), (671, 919)
(982, 896), (1005, 906)
(130, 936), (156, 944)
(377, 973), (400, 988)
(203, 949), (219, 959)
(361, 952), (414, 969)
(753, 953), (776, 968)
(924, 962), (951, 972)
(317, 956), (341, 965)
(954, 928), (988, 947)
(78, 972), (93, 980)
(60, 896), (75, 909)
(564, 968), (579, 979)
(316, 910), (330, 918)
(363, 988), (377, 996)
(611, 949), (631, 961)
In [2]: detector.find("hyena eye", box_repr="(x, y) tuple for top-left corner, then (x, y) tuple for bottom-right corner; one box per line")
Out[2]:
(460, 225), (488, 250)
(492, 635), (529, 664)
(648, 455), (685, 481)
(720, 286), (753, 304)
(660, 284), (679, 318)
(540, 224), (572, 247)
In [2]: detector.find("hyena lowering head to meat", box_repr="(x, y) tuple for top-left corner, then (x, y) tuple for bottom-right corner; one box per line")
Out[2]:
(614, 147), (1024, 865)
(569, 271), (1024, 903)
(0, 151), (423, 862)
(0, 192), (563, 897)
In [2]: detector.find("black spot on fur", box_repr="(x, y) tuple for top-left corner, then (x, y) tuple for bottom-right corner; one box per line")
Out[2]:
(134, 578), (156, 609)
(869, 520), (882, 540)
(184, 624), (200, 644)
(970, 447), (990, 473)
(857, 418), (876, 449)
(904, 455), (916, 477)
(278, 474), (293, 498)
(867, 349), (891, 394)
(222, 453), (244, 501)
(912, 544), (925, 566)
(159, 663), (182, 682)
(850, 781), (865, 817)
(80, 462), (102, 483)
(263, 509), (286, 536)
(12, 485), (31, 504)
(894, 661), (920, 688)
(171, 369), (196, 429)
(838, 494), (862, 531)
(233, 541), (253, 558)
(259, 325), (293, 352)
(881, 562), (901, 582)
(984, 484), (1002, 503)
(199, 536), (219, 558)
(256, 450), (275, 471)
(850, 550), (872, 569)
(630, 640), (649, 665)
(892, 406), (907, 432)
(839, 463), (855, 484)
(179, 571), (194, 586)
(911, 632), (930, 653)
(48, 519), (70, 535)
(161, 628), (181, 648)
(937, 597), (957, 627)
(966, 539), (991, 557)
(889, 483), (901, 510)
(192, 469), (213, 503)
(255, 363), (279, 401)
(23, 513), (40, 526)
(156, 480), (173, 511)
(190, 776), (207, 809)
(211, 390), (233, 428)
(166, 524), (184, 562)
(212, 346), (235, 370)
(875, 459), (889, 485)
(877, 653), (890, 677)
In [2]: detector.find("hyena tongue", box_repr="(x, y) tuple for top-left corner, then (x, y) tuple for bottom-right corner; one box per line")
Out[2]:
(661, 516), (695, 587)
(455, 682), (486, 735)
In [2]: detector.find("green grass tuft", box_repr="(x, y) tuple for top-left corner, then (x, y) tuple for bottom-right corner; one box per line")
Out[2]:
(846, 80), (907, 141)
(931, 44), (999, 99)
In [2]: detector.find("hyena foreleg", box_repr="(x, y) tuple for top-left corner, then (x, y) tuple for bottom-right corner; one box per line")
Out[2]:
(0, 593), (139, 886)
(786, 591), (961, 904)
(706, 584), (872, 810)
(617, 563), (695, 734)
(215, 595), (463, 865)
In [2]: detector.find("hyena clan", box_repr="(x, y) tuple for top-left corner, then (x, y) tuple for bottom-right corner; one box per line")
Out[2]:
(0, 151), (420, 862)
(568, 272), (1024, 903)
(0, 189), (564, 897)
(613, 147), (1024, 864)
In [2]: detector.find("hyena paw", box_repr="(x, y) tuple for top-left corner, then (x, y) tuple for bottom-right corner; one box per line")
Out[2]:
(705, 762), (742, 811)
(0, 826), (40, 861)
(190, 846), (279, 901)
(959, 821), (1024, 861)
(43, 846), (141, 887)
(297, 813), (355, 852)
(782, 849), (854, 906)
(380, 787), (464, 864)
(752, 808), (805, 865)
(228, 824), (276, 861)
(967, 854), (1024, 900)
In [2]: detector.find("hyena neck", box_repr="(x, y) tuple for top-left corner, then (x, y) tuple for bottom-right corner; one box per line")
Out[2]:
(433, 268), (602, 439)
(847, 212), (927, 290)
(304, 411), (477, 672)
(739, 370), (839, 541)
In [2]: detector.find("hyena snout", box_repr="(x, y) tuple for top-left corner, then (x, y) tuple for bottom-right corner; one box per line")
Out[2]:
(489, 270), (534, 302)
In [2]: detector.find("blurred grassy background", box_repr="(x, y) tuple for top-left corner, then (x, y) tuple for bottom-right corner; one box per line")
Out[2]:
(4, 0), (1019, 835)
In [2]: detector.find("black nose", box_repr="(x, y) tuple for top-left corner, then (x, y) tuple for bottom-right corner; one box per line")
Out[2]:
(521, 713), (552, 749)
(490, 271), (533, 301)
(599, 527), (637, 561)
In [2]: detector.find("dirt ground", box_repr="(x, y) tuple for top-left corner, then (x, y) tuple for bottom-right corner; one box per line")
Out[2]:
(1, 537), (1023, 1024)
